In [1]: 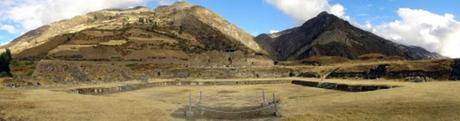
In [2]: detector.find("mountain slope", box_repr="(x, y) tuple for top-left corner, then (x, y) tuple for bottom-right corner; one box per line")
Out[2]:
(1, 2), (267, 61)
(256, 12), (441, 61)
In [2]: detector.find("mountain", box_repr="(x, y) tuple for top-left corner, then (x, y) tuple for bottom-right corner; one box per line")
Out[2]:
(0, 5), (442, 63)
(1, 2), (268, 63)
(255, 12), (442, 61)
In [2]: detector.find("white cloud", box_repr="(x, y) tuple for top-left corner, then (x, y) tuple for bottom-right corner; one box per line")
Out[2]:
(1, 0), (152, 32)
(364, 21), (373, 30)
(269, 30), (280, 34)
(0, 0), (185, 44)
(0, 0), (184, 33)
(156, 0), (184, 5)
(0, 24), (16, 34)
(369, 8), (460, 58)
(330, 4), (344, 17)
(265, 0), (349, 23)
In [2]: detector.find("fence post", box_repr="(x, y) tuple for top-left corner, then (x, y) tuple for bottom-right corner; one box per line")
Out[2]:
(186, 92), (193, 117)
(272, 93), (280, 117)
(199, 91), (202, 104)
(262, 90), (266, 106)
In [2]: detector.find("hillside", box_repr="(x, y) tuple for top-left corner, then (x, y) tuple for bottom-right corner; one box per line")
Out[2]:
(1, 2), (268, 63)
(256, 12), (442, 61)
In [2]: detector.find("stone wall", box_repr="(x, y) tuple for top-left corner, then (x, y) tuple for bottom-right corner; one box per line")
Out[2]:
(450, 59), (460, 80)
(327, 63), (452, 81)
(33, 60), (133, 83)
(31, 59), (459, 83)
(70, 80), (292, 95)
(291, 80), (397, 92)
(32, 60), (294, 83)
(187, 51), (274, 68)
(387, 70), (450, 80)
(132, 66), (295, 79)
(328, 64), (387, 79)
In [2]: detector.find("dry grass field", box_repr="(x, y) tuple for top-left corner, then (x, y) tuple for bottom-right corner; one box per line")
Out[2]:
(1, 78), (460, 121)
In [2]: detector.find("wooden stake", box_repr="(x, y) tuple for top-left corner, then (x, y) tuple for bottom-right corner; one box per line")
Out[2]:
(199, 91), (202, 104)
(186, 92), (193, 117)
(262, 90), (266, 105)
(273, 93), (280, 117)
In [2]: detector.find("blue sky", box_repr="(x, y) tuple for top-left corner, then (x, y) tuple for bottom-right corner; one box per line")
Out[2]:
(332, 0), (460, 24)
(170, 0), (460, 34)
(1, 0), (460, 57)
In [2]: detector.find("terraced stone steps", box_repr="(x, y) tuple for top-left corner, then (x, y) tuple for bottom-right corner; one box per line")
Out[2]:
(68, 79), (398, 95)
(292, 80), (398, 92)
(69, 80), (292, 95)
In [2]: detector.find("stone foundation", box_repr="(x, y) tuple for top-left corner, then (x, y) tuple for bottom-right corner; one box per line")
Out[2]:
(291, 80), (397, 92)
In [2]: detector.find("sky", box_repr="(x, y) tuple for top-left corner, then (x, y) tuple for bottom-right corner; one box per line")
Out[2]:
(0, 0), (459, 58)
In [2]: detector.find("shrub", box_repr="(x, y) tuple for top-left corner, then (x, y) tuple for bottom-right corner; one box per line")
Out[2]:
(0, 49), (12, 77)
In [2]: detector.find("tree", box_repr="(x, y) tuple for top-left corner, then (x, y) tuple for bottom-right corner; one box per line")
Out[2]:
(0, 49), (12, 77)
(138, 17), (145, 24)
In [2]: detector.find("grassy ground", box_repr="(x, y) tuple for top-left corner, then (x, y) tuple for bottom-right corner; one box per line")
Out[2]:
(1, 78), (460, 121)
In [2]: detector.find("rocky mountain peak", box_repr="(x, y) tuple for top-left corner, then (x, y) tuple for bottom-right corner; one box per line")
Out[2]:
(155, 1), (194, 11)
(300, 11), (349, 31)
(314, 11), (340, 21)
(170, 1), (194, 8)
